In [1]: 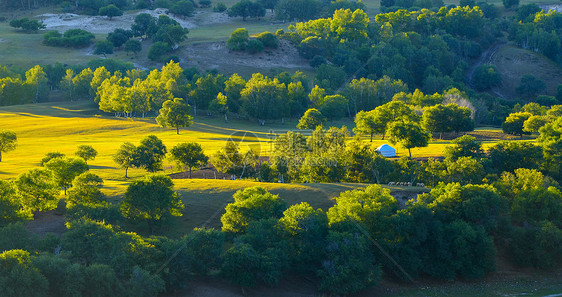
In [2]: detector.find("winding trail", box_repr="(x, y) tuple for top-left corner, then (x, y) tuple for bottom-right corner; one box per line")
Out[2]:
(466, 42), (506, 98)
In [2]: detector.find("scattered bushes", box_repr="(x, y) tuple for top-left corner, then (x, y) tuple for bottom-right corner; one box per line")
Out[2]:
(43, 29), (95, 48)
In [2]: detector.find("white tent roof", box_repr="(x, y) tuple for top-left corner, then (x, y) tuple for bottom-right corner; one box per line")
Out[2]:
(376, 144), (396, 157)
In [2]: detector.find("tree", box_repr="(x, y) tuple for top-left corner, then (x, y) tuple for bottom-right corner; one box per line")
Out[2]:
(169, 142), (209, 178)
(227, 28), (249, 50)
(387, 121), (431, 157)
(156, 98), (193, 134)
(278, 202), (328, 272)
(445, 156), (485, 185)
(327, 184), (398, 234)
(220, 187), (286, 233)
(318, 94), (348, 122)
(444, 135), (484, 161)
(121, 174), (184, 232)
(93, 41), (113, 56)
(473, 64), (502, 90)
(209, 92), (229, 121)
(523, 115), (550, 133)
(9, 18), (45, 33)
(15, 169), (59, 213)
(488, 141), (543, 174)
(502, 112), (532, 138)
(132, 13), (157, 39)
(502, 0), (519, 9)
(317, 231), (381, 295)
(40, 152), (65, 166)
(0, 131), (17, 162)
(0, 181), (30, 225)
(75, 145), (97, 162)
(99, 4), (123, 20)
(170, 0), (195, 16)
(538, 117), (562, 180)
(107, 28), (132, 48)
(113, 142), (136, 178)
(220, 243), (261, 287)
(0, 249), (49, 297)
(44, 157), (89, 195)
(354, 110), (380, 142)
(124, 40), (142, 56)
(66, 172), (105, 207)
(423, 103), (473, 139)
(297, 108), (326, 129)
(148, 42), (172, 61)
(516, 74), (545, 100)
(134, 135), (167, 172)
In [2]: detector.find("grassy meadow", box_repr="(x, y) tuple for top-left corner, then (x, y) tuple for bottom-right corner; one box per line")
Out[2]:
(0, 100), (527, 183)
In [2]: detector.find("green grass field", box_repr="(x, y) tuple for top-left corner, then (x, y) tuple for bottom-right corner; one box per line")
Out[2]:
(0, 100), (528, 183)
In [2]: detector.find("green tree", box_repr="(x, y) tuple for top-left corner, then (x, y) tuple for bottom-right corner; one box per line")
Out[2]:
(0, 130), (17, 162)
(134, 135), (167, 172)
(523, 115), (550, 133)
(170, 0), (195, 16)
(473, 64), (502, 91)
(210, 92), (229, 121)
(75, 145), (97, 162)
(538, 117), (562, 180)
(516, 74), (545, 100)
(66, 172), (105, 207)
(353, 110), (381, 142)
(444, 135), (484, 161)
(502, 112), (532, 137)
(278, 202), (328, 272)
(297, 108), (326, 129)
(387, 121), (431, 157)
(212, 142), (258, 179)
(40, 152), (65, 166)
(99, 4), (123, 19)
(156, 98), (193, 134)
(44, 157), (89, 195)
(318, 94), (348, 122)
(15, 169), (59, 212)
(124, 39), (142, 56)
(327, 184), (398, 233)
(0, 249), (48, 297)
(113, 142), (136, 178)
(148, 42), (172, 61)
(169, 142), (209, 178)
(488, 141), (543, 174)
(94, 40), (114, 57)
(0, 181), (30, 225)
(423, 103), (473, 139)
(445, 156), (485, 185)
(121, 174), (184, 232)
(220, 187), (286, 233)
(502, 0), (519, 8)
(317, 231), (381, 295)
(227, 28), (249, 50)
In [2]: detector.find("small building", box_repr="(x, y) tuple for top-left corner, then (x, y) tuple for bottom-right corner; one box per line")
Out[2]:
(376, 144), (396, 157)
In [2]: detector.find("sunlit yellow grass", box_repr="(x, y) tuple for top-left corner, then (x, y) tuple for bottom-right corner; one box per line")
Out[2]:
(0, 101), (534, 186)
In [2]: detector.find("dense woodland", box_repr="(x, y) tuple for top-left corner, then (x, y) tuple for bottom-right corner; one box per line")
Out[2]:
(1, 0), (562, 296)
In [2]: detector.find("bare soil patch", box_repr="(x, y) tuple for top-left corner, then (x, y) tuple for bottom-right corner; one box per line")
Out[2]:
(25, 210), (66, 237)
(180, 39), (311, 75)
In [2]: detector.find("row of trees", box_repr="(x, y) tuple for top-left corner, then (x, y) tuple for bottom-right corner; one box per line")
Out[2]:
(4, 170), (559, 296)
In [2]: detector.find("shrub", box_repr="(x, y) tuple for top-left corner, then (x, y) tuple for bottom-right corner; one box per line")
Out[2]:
(148, 42), (172, 61)
(246, 39), (264, 53)
(256, 31), (278, 48)
(214, 2), (227, 11)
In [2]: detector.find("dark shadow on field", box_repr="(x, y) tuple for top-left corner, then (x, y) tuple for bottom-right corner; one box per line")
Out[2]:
(88, 165), (115, 170)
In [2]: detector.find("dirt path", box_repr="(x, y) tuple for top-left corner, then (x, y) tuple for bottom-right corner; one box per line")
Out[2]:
(465, 41), (506, 98)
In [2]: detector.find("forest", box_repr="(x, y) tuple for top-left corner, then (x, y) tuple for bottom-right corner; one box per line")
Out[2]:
(1, 0), (562, 296)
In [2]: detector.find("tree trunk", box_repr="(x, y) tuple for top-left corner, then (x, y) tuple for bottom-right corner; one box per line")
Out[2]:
(382, 133), (385, 140)
(439, 132), (442, 139)
(189, 167), (192, 178)
(370, 132), (373, 142)
(0, 151), (2, 162)
(125, 167), (128, 178)
(176, 126), (179, 134)
(64, 187), (67, 195)
(408, 148), (412, 158)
